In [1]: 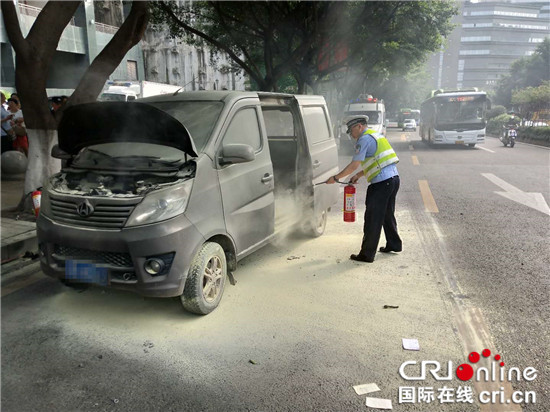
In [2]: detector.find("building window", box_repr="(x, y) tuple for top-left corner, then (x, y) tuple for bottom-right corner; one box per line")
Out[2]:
(459, 50), (490, 55)
(127, 60), (138, 80)
(467, 10), (537, 18)
(462, 23), (493, 28)
(495, 23), (548, 30)
(461, 36), (491, 42)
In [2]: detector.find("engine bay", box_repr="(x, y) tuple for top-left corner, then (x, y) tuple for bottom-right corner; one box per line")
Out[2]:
(49, 162), (195, 198)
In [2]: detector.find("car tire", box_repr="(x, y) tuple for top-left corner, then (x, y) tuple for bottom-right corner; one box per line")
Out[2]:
(181, 242), (227, 315)
(468, 144), (476, 148)
(306, 208), (327, 238)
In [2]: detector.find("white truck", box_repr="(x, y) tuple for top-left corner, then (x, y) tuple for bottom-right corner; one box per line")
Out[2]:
(98, 80), (182, 102)
(337, 94), (386, 154)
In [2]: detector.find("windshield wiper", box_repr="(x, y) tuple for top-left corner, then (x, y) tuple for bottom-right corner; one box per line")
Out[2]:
(82, 148), (113, 158)
(112, 155), (161, 160)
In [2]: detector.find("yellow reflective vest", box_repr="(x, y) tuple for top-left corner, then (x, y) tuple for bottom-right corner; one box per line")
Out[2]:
(360, 129), (399, 182)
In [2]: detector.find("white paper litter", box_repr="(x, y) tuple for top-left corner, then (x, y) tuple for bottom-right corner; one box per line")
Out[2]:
(366, 397), (393, 409)
(402, 338), (420, 351)
(353, 383), (380, 395)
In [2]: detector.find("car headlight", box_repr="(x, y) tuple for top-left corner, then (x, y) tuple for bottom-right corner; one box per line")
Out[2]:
(126, 179), (193, 227)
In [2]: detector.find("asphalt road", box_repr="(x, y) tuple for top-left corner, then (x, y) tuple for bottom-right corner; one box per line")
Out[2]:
(1, 130), (548, 411)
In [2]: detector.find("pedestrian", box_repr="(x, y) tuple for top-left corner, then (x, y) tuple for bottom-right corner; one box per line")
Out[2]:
(326, 116), (402, 263)
(1, 92), (15, 153)
(50, 96), (64, 113)
(7, 96), (28, 156)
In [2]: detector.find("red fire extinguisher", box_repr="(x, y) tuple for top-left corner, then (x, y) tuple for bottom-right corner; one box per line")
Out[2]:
(343, 183), (356, 222)
(32, 190), (41, 217)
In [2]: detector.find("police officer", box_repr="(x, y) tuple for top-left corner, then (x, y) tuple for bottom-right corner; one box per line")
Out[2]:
(326, 116), (402, 263)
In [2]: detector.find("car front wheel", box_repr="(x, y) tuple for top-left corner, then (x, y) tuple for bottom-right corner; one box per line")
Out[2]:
(181, 242), (227, 315)
(305, 208), (328, 237)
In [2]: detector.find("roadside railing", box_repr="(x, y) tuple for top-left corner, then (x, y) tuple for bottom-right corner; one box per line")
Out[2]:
(18, 3), (76, 25)
(95, 22), (119, 35)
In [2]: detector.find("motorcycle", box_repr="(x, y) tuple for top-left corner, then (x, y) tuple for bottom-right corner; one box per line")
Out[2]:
(500, 127), (517, 147)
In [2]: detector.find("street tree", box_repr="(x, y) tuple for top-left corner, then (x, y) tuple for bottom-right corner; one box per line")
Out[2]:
(1, 0), (149, 207)
(494, 38), (550, 107)
(151, 1), (456, 94)
(511, 81), (550, 121)
(375, 67), (434, 114)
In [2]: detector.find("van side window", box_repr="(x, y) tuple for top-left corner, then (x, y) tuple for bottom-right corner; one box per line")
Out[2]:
(223, 108), (262, 151)
(302, 106), (331, 144)
(262, 109), (294, 137)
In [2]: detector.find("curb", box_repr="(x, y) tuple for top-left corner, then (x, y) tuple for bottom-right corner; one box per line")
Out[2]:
(1, 232), (37, 263)
(1, 218), (38, 264)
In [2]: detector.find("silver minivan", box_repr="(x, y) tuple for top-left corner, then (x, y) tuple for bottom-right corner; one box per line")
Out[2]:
(37, 91), (339, 314)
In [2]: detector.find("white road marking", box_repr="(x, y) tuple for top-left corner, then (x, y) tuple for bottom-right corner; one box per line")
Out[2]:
(477, 145), (495, 153)
(482, 173), (550, 216)
(414, 212), (522, 412)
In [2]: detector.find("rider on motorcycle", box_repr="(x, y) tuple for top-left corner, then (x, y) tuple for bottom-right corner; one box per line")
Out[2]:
(502, 115), (518, 136)
(501, 115), (519, 146)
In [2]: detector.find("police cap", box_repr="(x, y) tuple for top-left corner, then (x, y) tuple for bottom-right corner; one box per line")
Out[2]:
(346, 116), (368, 134)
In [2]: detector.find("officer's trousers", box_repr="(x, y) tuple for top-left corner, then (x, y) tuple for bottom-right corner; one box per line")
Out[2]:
(359, 175), (402, 260)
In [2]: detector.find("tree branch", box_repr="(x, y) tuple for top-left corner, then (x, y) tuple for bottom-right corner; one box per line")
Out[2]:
(210, 2), (263, 76)
(69, 1), (150, 107)
(158, 1), (265, 88)
(25, 1), (81, 58)
(1, 0), (28, 55)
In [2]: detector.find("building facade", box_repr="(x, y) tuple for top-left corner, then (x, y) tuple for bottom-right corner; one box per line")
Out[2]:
(141, 29), (246, 92)
(1, 0), (246, 97)
(428, 0), (549, 91)
(0, 0), (144, 97)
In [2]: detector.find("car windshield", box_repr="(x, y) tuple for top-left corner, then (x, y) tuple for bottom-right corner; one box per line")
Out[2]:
(148, 101), (224, 152)
(71, 143), (188, 171)
(98, 93), (129, 102)
(405, 119), (415, 123)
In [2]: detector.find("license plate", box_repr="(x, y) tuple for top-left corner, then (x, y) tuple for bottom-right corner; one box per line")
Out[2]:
(455, 140), (464, 145)
(65, 260), (109, 285)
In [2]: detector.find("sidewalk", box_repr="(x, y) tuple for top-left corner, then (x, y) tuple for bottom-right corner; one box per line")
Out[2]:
(1, 173), (38, 264)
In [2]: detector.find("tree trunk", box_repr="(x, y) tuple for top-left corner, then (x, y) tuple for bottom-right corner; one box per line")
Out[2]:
(24, 129), (61, 196)
(2, 0), (150, 210)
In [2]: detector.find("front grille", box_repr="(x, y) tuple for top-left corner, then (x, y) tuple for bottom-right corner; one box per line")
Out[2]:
(50, 194), (141, 229)
(54, 244), (133, 268)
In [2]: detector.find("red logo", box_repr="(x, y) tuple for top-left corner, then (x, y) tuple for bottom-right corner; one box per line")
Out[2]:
(456, 349), (504, 381)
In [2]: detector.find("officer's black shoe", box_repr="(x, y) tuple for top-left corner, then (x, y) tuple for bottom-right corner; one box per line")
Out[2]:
(379, 246), (402, 253)
(350, 254), (374, 263)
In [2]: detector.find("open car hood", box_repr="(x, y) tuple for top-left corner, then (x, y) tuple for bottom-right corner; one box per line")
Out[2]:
(58, 102), (198, 157)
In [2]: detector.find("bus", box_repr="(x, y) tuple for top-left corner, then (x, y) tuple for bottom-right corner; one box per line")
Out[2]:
(397, 108), (420, 128)
(420, 90), (490, 147)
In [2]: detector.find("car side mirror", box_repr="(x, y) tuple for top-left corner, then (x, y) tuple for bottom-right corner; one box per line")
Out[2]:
(219, 144), (255, 165)
(51, 144), (72, 160)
